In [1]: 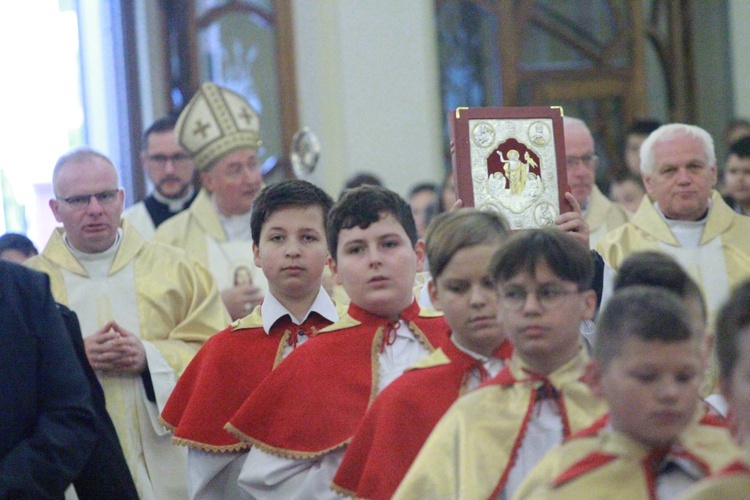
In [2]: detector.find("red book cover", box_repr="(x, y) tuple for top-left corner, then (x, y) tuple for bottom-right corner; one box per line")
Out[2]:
(448, 106), (571, 229)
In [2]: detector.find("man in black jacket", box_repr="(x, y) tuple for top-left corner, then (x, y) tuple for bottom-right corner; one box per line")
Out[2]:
(0, 261), (96, 498)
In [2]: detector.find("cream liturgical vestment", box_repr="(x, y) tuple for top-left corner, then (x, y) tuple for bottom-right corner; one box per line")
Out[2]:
(596, 190), (750, 323)
(585, 185), (630, 249)
(26, 221), (231, 500)
(122, 202), (157, 239)
(154, 189), (268, 293)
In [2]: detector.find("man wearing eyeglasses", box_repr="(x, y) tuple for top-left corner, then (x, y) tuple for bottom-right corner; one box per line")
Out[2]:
(26, 148), (231, 499)
(155, 82), (268, 321)
(122, 115), (198, 239)
(564, 117), (629, 248)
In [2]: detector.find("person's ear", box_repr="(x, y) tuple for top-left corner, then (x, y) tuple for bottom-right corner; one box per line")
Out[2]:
(141, 151), (150, 173)
(709, 165), (718, 188)
(200, 169), (214, 192)
(581, 289), (597, 321)
(49, 199), (63, 223)
(427, 278), (443, 311)
(414, 240), (426, 273)
(642, 174), (654, 196)
(253, 243), (261, 268)
(328, 256), (341, 285)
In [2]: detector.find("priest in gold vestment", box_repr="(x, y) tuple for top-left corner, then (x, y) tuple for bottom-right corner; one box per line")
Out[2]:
(596, 123), (750, 325)
(27, 148), (231, 499)
(597, 123), (750, 396)
(564, 117), (630, 249)
(155, 82), (269, 320)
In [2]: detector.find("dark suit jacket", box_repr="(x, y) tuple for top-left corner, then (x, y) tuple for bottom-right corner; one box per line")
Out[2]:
(0, 262), (96, 499)
(57, 305), (139, 499)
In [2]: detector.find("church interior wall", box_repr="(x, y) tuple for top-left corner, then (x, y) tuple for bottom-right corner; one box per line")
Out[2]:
(131, 0), (746, 198)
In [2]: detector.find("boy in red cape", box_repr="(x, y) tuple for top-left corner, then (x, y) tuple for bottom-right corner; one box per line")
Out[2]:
(160, 180), (340, 498)
(227, 185), (448, 498)
(332, 209), (513, 499)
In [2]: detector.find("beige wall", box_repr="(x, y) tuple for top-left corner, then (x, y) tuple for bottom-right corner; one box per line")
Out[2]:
(134, 1), (745, 195)
(292, 0), (445, 198)
(730, 0), (750, 118)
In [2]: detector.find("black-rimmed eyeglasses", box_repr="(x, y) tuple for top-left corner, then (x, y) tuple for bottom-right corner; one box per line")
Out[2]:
(58, 190), (120, 210)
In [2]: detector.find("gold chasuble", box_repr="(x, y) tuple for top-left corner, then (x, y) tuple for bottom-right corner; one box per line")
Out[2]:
(122, 201), (156, 240)
(394, 347), (607, 500)
(596, 190), (750, 323)
(154, 189), (268, 293)
(586, 185), (630, 249)
(27, 221), (230, 500)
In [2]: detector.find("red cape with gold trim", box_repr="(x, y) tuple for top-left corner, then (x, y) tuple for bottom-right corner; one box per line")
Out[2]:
(333, 335), (513, 499)
(160, 307), (333, 451)
(225, 300), (448, 459)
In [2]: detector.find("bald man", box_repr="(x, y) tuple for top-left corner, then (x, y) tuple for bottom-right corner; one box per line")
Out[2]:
(564, 117), (629, 248)
(27, 148), (230, 499)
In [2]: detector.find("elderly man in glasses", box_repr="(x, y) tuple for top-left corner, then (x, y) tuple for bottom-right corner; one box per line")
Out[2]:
(564, 117), (630, 248)
(155, 82), (268, 320)
(26, 147), (230, 499)
(122, 115), (198, 239)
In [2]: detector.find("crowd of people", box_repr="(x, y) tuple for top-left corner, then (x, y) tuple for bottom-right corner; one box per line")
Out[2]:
(3, 81), (750, 499)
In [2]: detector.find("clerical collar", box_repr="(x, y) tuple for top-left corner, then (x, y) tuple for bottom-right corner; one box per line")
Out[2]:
(153, 184), (195, 213)
(654, 199), (711, 223)
(653, 201), (709, 248)
(210, 194), (252, 241)
(63, 227), (122, 257)
(261, 286), (339, 333)
(64, 228), (123, 278)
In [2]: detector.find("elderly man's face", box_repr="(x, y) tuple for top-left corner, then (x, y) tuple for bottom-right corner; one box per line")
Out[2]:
(50, 157), (124, 253)
(201, 147), (262, 216)
(564, 123), (597, 206)
(643, 133), (717, 221)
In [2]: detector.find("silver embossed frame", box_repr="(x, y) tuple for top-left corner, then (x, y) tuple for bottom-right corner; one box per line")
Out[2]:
(448, 106), (570, 230)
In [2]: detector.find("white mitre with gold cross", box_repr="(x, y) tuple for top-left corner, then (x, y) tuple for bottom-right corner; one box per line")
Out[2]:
(175, 81), (261, 172)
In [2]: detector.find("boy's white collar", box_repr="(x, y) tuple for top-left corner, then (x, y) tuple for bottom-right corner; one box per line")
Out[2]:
(260, 286), (338, 333)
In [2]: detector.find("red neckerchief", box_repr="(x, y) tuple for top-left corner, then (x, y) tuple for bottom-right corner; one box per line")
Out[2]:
(285, 313), (324, 348)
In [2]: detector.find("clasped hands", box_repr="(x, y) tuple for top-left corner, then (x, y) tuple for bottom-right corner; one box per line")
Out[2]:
(84, 321), (147, 374)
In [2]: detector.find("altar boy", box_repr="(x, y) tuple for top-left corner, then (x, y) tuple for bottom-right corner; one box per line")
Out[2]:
(514, 286), (742, 499)
(394, 229), (607, 499)
(227, 186), (448, 498)
(160, 180), (340, 498)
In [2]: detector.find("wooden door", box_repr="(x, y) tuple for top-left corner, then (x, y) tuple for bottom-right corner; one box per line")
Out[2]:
(436, 0), (693, 182)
